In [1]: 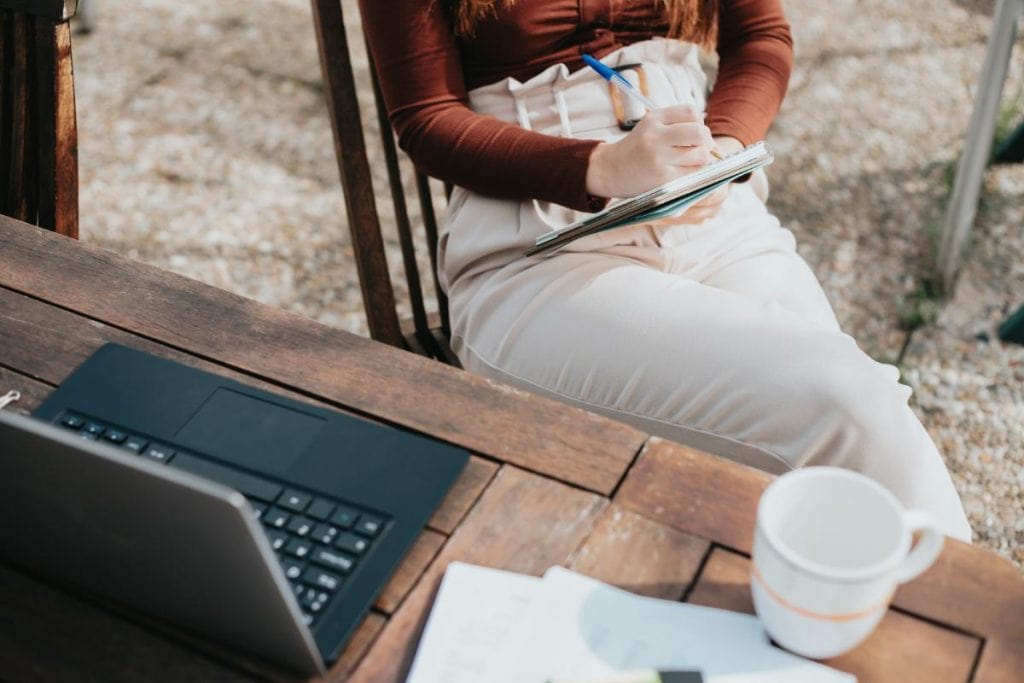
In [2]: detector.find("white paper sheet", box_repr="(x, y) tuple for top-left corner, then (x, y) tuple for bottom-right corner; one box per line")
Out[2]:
(407, 563), (855, 683)
(404, 562), (541, 683)
(490, 567), (855, 683)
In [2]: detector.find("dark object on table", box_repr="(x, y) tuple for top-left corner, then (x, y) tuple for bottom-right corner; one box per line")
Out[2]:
(3, 343), (468, 674)
(0, 0), (79, 237)
(998, 302), (1024, 345)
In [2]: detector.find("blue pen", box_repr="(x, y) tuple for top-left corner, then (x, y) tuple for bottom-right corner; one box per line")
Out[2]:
(583, 53), (723, 160)
(582, 53), (659, 112)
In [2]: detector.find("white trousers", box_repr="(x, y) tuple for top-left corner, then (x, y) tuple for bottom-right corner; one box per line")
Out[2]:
(438, 39), (972, 541)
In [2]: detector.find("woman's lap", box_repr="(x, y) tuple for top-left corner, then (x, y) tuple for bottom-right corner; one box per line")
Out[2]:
(447, 200), (971, 539)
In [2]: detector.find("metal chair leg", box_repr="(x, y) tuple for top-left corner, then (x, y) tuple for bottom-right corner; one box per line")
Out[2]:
(937, 0), (1021, 292)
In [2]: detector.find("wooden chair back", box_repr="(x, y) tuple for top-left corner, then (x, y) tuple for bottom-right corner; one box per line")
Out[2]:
(0, 0), (78, 238)
(311, 0), (455, 363)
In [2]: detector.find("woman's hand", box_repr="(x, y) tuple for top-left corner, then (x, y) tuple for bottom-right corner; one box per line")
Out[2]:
(645, 134), (746, 227)
(585, 104), (714, 198)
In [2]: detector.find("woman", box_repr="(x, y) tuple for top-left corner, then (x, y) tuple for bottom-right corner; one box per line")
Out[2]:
(360, 0), (971, 540)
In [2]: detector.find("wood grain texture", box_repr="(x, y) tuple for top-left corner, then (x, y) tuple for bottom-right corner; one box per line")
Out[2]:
(33, 16), (77, 237)
(0, 562), (259, 682)
(427, 456), (498, 534)
(348, 466), (607, 683)
(0, 364), (53, 414)
(687, 548), (980, 683)
(569, 504), (710, 601)
(615, 438), (772, 552)
(374, 530), (445, 614)
(0, 222), (646, 494)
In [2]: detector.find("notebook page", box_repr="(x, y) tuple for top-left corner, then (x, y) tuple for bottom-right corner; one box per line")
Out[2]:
(405, 562), (541, 683)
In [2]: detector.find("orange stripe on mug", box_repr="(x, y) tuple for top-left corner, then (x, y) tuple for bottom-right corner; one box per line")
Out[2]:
(751, 565), (894, 623)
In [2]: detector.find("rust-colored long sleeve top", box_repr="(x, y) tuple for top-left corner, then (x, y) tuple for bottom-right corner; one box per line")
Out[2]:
(360, 0), (793, 211)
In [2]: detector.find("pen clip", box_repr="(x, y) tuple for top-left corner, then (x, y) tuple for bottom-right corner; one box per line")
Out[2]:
(608, 63), (649, 131)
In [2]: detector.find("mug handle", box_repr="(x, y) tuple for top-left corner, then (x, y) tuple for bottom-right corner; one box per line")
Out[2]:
(896, 510), (945, 583)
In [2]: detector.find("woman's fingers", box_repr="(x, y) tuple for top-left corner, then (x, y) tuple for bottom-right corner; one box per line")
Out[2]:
(648, 185), (730, 227)
(658, 121), (713, 148)
(662, 144), (712, 168)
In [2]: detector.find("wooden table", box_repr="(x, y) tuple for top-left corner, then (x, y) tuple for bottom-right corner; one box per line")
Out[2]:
(1, 217), (1022, 683)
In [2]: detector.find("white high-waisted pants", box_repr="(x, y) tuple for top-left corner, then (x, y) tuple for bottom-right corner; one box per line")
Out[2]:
(437, 39), (971, 540)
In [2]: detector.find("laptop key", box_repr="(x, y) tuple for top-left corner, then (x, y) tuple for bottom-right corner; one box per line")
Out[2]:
(168, 453), (283, 503)
(311, 548), (354, 574)
(310, 523), (337, 545)
(262, 508), (290, 529)
(59, 414), (84, 430)
(355, 515), (384, 538)
(143, 445), (175, 463)
(281, 559), (305, 581)
(103, 429), (128, 444)
(266, 529), (288, 551)
(249, 501), (268, 520)
(302, 588), (330, 613)
(84, 422), (105, 436)
(286, 516), (313, 537)
(301, 613), (314, 626)
(329, 506), (358, 530)
(285, 538), (313, 559)
(335, 532), (368, 556)
(292, 582), (305, 596)
(305, 498), (335, 521)
(122, 436), (148, 453)
(302, 567), (342, 592)
(278, 490), (312, 513)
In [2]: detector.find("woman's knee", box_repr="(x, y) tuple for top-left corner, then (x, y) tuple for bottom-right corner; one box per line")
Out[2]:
(784, 353), (912, 467)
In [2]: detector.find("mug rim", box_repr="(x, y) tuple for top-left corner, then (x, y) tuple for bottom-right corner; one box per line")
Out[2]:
(757, 467), (912, 582)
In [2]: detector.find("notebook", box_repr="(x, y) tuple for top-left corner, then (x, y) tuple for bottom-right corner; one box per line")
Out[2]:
(406, 562), (855, 683)
(525, 141), (774, 257)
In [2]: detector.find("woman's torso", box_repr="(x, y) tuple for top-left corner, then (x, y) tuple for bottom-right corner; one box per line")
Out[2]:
(457, 0), (670, 89)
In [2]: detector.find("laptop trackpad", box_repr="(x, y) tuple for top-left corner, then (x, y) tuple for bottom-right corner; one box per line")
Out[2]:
(175, 388), (325, 474)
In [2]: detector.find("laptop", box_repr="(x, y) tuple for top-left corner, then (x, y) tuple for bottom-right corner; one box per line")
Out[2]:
(0, 343), (468, 674)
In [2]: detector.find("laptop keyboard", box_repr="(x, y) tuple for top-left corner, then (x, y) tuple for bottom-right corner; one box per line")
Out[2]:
(55, 411), (388, 628)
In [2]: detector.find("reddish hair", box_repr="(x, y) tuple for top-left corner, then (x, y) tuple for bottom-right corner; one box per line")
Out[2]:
(448, 0), (719, 49)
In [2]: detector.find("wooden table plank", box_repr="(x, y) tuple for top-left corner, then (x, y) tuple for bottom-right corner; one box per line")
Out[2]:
(348, 466), (607, 683)
(0, 563), (260, 683)
(328, 614), (387, 683)
(687, 548), (981, 683)
(568, 504), (710, 601)
(615, 438), (770, 553)
(0, 222), (646, 494)
(427, 456), (498, 534)
(0, 286), (505, 538)
(0, 365), (53, 414)
(618, 439), (1024, 680)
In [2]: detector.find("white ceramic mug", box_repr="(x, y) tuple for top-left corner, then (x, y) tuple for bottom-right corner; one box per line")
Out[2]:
(751, 467), (944, 659)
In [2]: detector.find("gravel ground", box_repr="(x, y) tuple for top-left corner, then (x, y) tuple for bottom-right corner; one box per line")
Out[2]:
(72, 0), (1022, 568)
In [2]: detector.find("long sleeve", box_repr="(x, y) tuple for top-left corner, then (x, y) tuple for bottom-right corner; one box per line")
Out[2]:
(358, 0), (605, 212)
(706, 0), (793, 145)
(358, 0), (793, 210)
